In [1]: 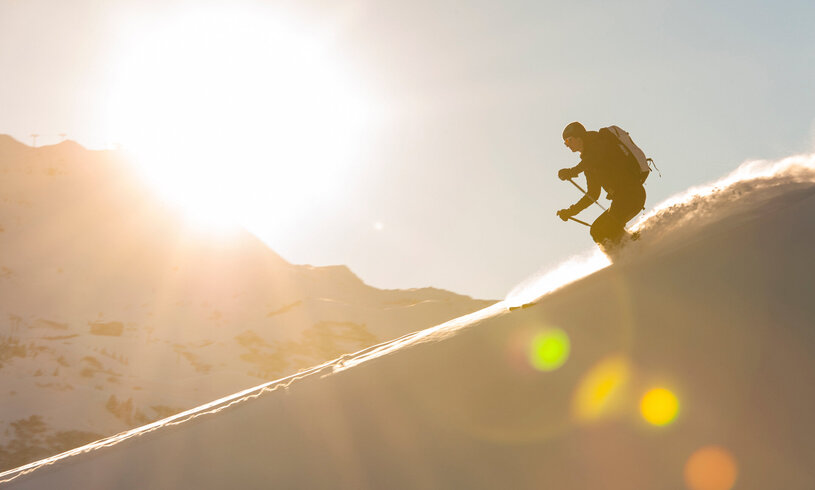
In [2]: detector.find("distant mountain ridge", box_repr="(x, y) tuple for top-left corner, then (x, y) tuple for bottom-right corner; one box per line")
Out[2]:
(0, 135), (494, 471)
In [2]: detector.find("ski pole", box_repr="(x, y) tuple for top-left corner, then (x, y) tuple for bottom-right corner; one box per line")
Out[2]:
(568, 178), (607, 211)
(569, 217), (591, 227)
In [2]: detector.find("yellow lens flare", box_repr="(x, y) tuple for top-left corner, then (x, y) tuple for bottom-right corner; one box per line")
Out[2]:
(528, 329), (570, 372)
(684, 445), (739, 490)
(572, 356), (631, 421)
(639, 387), (680, 426)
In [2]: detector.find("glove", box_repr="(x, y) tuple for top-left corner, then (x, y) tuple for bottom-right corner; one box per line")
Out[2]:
(556, 208), (573, 221)
(558, 167), (577, 181)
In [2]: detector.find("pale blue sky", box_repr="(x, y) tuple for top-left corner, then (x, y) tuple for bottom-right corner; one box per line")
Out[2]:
(2, 0), (814, 299)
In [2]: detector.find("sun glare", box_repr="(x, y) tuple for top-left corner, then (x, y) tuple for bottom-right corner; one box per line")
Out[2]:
(106, 6), (375, 234)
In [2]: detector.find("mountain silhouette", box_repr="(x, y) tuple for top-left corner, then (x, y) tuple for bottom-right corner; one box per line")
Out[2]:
(0, 136), (493, 472)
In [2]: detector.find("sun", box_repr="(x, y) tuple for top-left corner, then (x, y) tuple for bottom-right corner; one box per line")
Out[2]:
(106, 6), (375, 234)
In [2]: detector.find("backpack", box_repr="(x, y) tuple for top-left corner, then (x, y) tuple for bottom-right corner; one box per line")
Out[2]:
(601, 125), (658, 184)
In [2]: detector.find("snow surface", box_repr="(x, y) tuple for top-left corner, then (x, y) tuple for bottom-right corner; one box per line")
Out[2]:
(2, 154), (815, 489)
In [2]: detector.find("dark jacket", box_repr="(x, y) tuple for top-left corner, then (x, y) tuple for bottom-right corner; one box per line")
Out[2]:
(569, 130), (643, 214)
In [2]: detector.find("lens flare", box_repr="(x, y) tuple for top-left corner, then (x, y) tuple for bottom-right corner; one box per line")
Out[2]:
(572, 356), (631, 421)
(639, 387), (679, 426)
(684, 446), (738, 490)
(529, 329), (570, 372)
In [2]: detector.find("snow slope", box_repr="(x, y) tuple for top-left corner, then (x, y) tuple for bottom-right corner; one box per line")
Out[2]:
(3, 154), (815, 489)
(0, 135), (493, 470)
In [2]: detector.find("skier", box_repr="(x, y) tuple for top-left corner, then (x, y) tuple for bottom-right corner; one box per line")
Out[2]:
(556, 121), (647, 253)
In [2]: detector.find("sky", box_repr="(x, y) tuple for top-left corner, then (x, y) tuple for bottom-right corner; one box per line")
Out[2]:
(1, 0), (814, 299)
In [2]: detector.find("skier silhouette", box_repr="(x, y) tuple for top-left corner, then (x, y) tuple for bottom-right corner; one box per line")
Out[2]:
(556, 122), (646, 252)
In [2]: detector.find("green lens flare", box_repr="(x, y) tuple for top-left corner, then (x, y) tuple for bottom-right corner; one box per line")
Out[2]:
(529, 329), (570, 371)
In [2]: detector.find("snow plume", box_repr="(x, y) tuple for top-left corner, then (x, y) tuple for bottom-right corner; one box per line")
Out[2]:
(506, 153), (815, 307)
(632, 153), (815, 247)
(505, 251), (611, 308)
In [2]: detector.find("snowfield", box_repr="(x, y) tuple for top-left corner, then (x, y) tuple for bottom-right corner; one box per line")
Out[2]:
(2, 147), (815, 489)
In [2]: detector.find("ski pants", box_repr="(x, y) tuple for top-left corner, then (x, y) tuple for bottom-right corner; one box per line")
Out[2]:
(590, 185), (646, 247)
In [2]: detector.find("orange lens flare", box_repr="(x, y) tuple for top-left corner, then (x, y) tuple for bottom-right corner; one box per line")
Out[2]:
(684, 445), (738, 490)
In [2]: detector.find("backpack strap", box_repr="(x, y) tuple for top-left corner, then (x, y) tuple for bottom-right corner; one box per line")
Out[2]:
(646, 158), (662, 178)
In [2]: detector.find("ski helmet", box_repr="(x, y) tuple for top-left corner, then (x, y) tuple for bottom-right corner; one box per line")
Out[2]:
(562, 122), (587, 140)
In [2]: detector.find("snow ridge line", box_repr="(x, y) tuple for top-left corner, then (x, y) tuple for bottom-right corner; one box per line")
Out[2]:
(331, 301), (509, 373)
(0, 301), (508, 486)
(0, 363), (332, 485)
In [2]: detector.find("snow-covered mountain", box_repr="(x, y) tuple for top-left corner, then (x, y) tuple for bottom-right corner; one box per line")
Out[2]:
(3, 151), (815, 489)
(0, 135), (494, 471)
